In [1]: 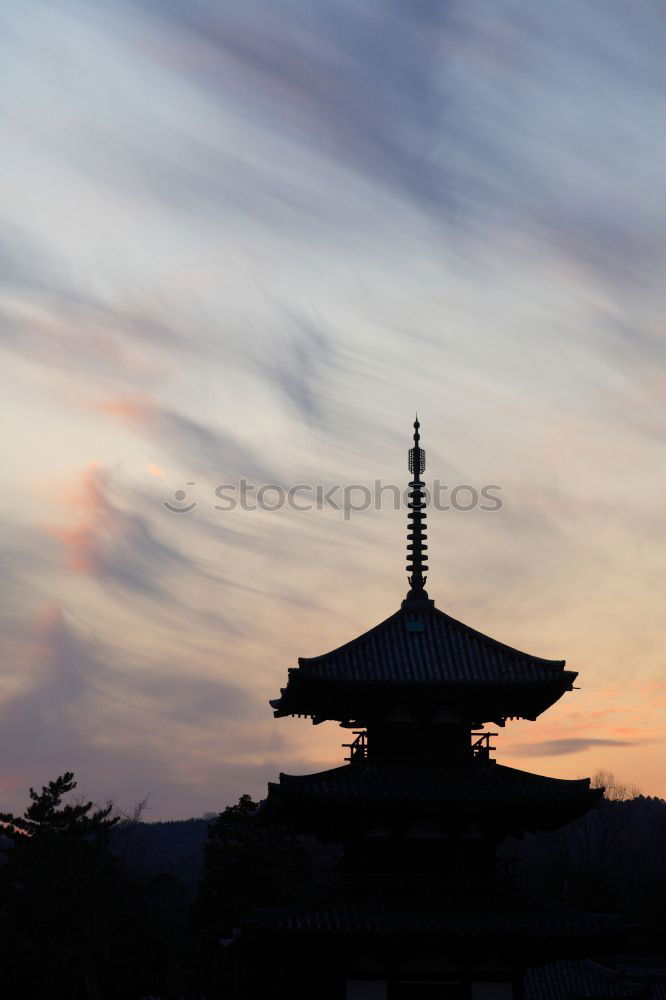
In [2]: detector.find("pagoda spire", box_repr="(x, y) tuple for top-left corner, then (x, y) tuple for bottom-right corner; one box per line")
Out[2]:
(403, 414), (433, 607)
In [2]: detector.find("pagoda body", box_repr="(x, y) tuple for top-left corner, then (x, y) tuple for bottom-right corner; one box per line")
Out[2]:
(242, 420), (625, 1000)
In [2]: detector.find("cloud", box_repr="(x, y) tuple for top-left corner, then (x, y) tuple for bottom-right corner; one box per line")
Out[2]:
(507, 738), (644, 758)
(1, 0), (666, 816)
(138, 0), (454, 210)
(45, 461), (331, 627)
(45, 465), (239, 639)
(0, 603), (262, 816)
(249, 313), (339, 426)
(117, 0), (666, 288)
(132, 671), (251, 725)
(92, 395), (286, 482)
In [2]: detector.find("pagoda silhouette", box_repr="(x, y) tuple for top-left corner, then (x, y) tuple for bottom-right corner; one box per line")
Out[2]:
(242, 418), (625, 1000)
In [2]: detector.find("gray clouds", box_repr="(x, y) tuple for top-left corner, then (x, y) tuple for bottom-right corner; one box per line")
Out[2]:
(0, 0), (665, 814)
(507, 738), (644, 758)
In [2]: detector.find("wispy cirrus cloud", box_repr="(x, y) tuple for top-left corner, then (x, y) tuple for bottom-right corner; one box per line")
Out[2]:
(506, 737), (647, 758)
(1, 0), (665, 815)
(0, 602), (279, 815)
(92, 396), (284, 482)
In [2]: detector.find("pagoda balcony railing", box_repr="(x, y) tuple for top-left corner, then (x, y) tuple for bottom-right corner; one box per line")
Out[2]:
(471, 731), (497, 760)
(342, 731), (368, 765)
(343, 731), (497, 764)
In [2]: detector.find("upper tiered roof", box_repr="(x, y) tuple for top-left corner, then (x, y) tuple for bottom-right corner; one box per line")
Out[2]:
(269, 418), (576, 725)
(270, 602), (575, 724)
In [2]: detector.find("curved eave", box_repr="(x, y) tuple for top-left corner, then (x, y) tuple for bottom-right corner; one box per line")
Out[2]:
(246, 893), (628, 947)
(269, 672), (577, 724)
(261, 763), (602, 836)
(267, 763), (600, 807)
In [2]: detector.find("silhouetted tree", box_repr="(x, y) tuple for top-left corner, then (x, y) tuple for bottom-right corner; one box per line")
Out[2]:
(0, 773), (187, 1000)
(202, 794), (312, 928)
(192, 794), (314, 995)
(0, 773), (121, 999)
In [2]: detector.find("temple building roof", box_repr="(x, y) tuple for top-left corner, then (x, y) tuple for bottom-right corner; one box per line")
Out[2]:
(247, 891), (626, 944)
(268, 761), (598, 807)
(524, 960), (660, 1000)
(270, 603), (576, 724)
(263, 761), (600, 834)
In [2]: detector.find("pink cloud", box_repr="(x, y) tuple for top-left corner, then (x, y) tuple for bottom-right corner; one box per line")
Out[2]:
(93, 395), (156, 424)
(47, 465), (117, 576)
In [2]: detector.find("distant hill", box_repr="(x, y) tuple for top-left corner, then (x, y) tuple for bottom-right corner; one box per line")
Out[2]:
(113, 816), (211, 892)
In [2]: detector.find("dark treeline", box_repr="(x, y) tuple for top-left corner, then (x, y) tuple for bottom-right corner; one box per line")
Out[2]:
(0, 771), (664, 999)
(504, 771), (666, 955)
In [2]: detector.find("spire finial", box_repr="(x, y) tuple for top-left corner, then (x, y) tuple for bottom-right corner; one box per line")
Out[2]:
(403, 415), (433, 608)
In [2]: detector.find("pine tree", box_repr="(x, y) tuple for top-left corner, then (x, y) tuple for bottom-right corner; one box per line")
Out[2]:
(0, 773), (119, 1000)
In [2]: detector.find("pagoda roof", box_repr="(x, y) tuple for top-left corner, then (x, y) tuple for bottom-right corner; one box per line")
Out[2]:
(263, 762), (600, 834)
(270, 603), (576, 723)
(268, 762), (599, 808)
(524, 960), (651, 1000)
(247, 891), (626, 944)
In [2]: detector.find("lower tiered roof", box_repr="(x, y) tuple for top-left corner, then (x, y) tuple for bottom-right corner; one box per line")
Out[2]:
(247, 891), (626, 945)
(269, 762), (599, 806)
(524, 960), (661, 1000)
(263, 761), (601, 834)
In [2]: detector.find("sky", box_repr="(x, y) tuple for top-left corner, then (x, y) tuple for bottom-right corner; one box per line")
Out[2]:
(1, 0), (665, 819)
